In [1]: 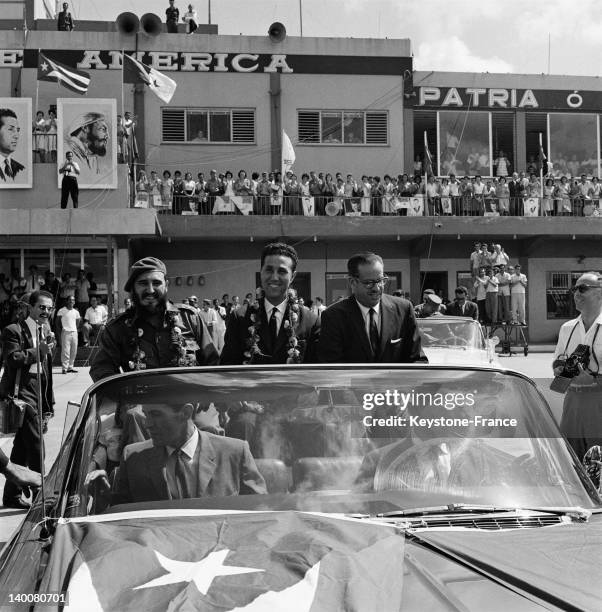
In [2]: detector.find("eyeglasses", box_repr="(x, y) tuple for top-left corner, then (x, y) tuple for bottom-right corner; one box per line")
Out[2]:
(570, 285), (601, 294)
(352, 276), (389, 288)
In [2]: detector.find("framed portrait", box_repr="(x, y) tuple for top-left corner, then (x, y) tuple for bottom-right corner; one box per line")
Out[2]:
(0, 98), (33, 188)
(57, 98), (117, 189)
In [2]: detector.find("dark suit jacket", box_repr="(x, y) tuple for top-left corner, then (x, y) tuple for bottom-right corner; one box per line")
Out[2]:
(0, 320), (53, 413)
(220, 299), (320, 365)
(0, 158), (25, 182)
(445, 300), (479, 320)
(317, 294), (423, 363)
(112, 430), (267, 505)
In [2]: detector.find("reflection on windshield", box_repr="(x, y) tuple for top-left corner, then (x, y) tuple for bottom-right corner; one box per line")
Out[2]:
(75, 368), (600, 516)
(418, 320), (485, 349)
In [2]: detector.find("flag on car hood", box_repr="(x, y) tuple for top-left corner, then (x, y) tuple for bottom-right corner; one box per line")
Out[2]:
(123, 53), (177, 104)
(43, 511), (404, 611)
(37, 52), (90, 95)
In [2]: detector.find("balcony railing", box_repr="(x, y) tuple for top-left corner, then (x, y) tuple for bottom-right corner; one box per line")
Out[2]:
(134, 194), (602, 218)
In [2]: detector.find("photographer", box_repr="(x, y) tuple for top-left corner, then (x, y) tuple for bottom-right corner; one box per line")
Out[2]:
(59, 151), (80, 209)
(552, 272), (602, 459)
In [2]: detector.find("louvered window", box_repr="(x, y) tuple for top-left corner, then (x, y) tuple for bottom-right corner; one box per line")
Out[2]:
(161, 108), (255, 144)
(297, 110), (388, 145)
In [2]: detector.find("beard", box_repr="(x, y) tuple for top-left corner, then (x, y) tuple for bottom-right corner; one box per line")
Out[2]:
(89, 137), (107, 156)
(132, 291), (168, 314)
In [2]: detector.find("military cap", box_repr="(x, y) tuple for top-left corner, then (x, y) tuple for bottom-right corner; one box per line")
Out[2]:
(124, 257), (167, 292)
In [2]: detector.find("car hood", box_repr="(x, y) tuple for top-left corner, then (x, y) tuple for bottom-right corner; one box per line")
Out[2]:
(39, 509), (602, 611)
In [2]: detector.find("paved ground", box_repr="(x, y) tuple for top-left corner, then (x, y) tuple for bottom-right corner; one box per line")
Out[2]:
(0, 354), (561, 547)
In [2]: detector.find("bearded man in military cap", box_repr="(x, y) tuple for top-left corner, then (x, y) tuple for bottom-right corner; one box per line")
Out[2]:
(68, 112), (109, 174)
(90, 257), (218, 382)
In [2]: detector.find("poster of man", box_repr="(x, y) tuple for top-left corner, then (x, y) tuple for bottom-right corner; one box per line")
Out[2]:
(0, 98), (32, 188)
(57, 98), (117, 189)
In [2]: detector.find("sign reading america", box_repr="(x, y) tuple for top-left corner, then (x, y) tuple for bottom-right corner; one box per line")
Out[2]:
(0, 50), (412, 76)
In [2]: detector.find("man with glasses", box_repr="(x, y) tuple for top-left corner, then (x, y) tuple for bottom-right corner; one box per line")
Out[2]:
(317, 252), (423, 363)
(0, 290), (55, 508)
(552, 272), (602, 459)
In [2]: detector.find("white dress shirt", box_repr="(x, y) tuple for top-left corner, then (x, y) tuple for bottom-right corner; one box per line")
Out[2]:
(355, 299), (381, 340)
(264, 298), (289, 335)
(85, 304), (108, 325)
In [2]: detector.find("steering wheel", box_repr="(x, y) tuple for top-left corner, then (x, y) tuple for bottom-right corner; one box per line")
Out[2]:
(440, 335), (470, 347)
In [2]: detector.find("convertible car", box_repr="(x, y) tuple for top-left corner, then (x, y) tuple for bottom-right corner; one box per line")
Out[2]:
(0, 365), (601, 611)
(418, 317), (501, 367)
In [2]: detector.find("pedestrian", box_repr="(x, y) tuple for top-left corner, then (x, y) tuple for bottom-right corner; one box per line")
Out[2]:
(165, 0), (179, 33)
(220, 243), (320, 365)
(90, 257), (218, 382)
(182, 4), (199, 34)
(317, 252), (423, 363)
(199, 298), (218, 342)
(59, 151), (79, 209)
(57, 2), (75, 31)
(82, 296), (108, 346)
(552, 272), (602, 459)
(0, 290), (55, 508)
(510, 264), (528, 325)
(56, 295), (80, 374)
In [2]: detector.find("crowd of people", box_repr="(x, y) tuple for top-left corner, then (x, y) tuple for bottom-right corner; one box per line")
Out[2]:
(131, 166), (602, 217)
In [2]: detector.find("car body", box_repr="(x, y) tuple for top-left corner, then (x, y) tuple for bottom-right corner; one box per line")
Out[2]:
(418, 316), (501, 367)
(0, 365), (601, 611)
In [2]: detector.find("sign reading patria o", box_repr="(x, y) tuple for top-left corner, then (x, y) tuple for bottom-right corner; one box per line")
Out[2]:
(416, 86), (599, 111)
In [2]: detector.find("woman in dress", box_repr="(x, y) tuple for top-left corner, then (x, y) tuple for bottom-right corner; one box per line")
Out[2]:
(542, 178), (555, 216)
(554, 176), (571, 216)
(589, 176), (601, 214)
(45, 109), (57, 163)
(496, 176), (510, 215)
(440, 177), (452, 215)
(33, 111), (46, 163)
(160, 170), (174, 211)
(223, 170), (236, 197)
(493, 150), (511, 178)
(134, 170), (150, 208)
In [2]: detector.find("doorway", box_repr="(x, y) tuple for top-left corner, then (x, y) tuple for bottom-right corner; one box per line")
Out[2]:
(420, 271), (448, 301)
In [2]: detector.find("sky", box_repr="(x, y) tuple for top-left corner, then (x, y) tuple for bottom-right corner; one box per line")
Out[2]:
(48, 0), (602, 76)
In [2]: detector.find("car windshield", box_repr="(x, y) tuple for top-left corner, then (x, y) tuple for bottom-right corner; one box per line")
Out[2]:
(66, 367), (600, 517)
(418, 318), (485, 349)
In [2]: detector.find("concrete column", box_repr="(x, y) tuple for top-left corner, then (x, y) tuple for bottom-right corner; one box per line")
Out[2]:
(409, 255), (421, 304)
(515, 112), (526, 174)
(270, 73), (281, 172)
(404, 107), (414, 176)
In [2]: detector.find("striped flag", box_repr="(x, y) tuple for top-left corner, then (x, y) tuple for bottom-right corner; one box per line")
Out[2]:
(424, 130), (434, 177)
(123, 53), (177, 104)
(37, 52), (90, 94)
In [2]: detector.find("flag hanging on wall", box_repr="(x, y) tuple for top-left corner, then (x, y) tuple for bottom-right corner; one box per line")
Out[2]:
(37, 52), (90, 94)
(123, 53), (177, 104)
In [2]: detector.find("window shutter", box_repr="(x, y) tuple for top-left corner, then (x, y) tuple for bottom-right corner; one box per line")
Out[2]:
(161, 108), (185, 142)
(365, 111), (388, 145)
(232, 110), (255, 143)
(298, 111), (320, 143)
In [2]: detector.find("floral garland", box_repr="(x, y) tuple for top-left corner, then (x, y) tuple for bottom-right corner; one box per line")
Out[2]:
(126, 307), (193, 371)
(243, 288), (302, 365)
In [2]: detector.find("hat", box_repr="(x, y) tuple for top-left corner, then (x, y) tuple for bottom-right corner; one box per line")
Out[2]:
(426, 294), (442, 305)
(189, 295), (198, 302)
(68, 112), (106, 137)
(124, 257), (167, 292)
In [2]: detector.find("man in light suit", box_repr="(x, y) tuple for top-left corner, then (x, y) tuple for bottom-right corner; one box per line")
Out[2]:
(317, 252), (423, 363)
(445, 286), (479, 320)
(86, 401), (267, 507)
(0, 109), (25, 182)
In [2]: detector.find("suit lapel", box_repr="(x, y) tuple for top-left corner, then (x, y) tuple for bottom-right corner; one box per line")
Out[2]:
(20, 320), (33, 348)
(197, 431), (217, 495)
(349, 298), (373, 358)
(273, 304), (291, 358)
(150, 447), (170, 500)
(378, 296), (398, 360)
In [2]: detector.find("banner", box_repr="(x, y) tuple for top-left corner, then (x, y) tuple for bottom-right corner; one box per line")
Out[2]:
(301, 195), (314, 216)
(57, 98), (117, 189)
(212, 195), (253, 215)
(344, 198), (362, 216)
(282, 130), (295, 176)
(407, 196), (424, 216)
(133, 192), (149, 208)
(523, 197), (540, 216)
(270, 193), (283, 207)
(361, 196), (371, 213)
(233, 195), (253, 215)
(212, 195), (235, 214)
(0, 98), (32, 188)
(395, 197), (410, 210)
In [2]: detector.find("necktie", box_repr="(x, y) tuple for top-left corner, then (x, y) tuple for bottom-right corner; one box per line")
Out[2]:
(4, 159), (12, 179)
(269, 307), (278, 345)
(174, 449), (191, 499)
(369, 308), (380, 358)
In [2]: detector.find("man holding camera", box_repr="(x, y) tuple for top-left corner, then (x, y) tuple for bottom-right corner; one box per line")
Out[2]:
(552, 272), (602, 460)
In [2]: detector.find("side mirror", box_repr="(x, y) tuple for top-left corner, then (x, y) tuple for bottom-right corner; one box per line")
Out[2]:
(583, 445), (602, 492)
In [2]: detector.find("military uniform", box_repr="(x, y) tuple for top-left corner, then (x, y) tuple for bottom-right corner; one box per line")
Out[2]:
(90, 302), (218, 382)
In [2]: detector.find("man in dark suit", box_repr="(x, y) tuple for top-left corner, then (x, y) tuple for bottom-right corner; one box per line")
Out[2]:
(317, 252), (423, 363)
(0, 108), (25, 182)
(86, 401), (266, 507)
(445, 286), (479, 319)
(220, 242), (320, 365)
(0, 290), (55, 508)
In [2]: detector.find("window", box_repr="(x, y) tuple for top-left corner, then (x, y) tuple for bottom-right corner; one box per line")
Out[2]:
(548, 113), (599, 178)
(546, 271), (582, 319)
(161, 108), (255, 144)
(298, 110), (388, 145)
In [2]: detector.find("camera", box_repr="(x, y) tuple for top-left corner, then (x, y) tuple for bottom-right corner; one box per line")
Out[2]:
(550, 344), (591, 393)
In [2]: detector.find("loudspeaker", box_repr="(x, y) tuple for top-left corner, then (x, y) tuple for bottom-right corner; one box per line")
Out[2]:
(116, 12), (140, 35)
(140, 13), (163, 36)
(268, 22), (286, 42)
